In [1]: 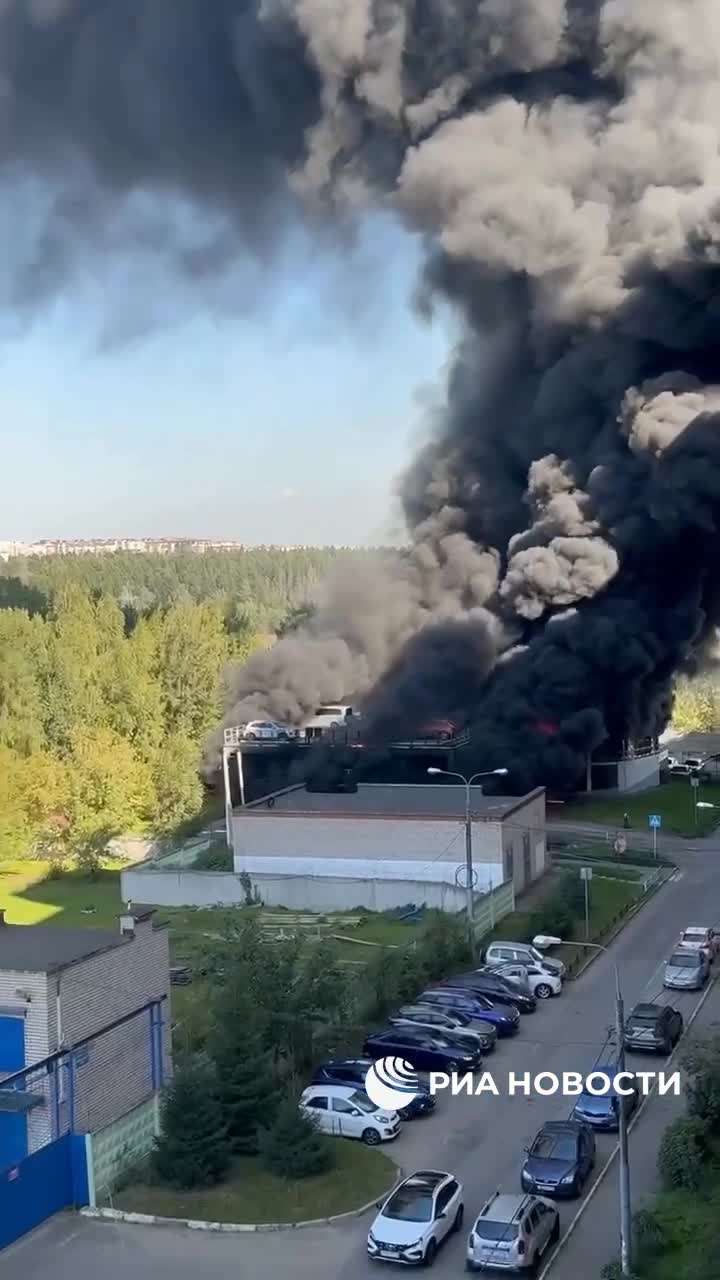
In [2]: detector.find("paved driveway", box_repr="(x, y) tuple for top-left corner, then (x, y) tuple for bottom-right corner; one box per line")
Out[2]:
(5, 849), (720, 1279)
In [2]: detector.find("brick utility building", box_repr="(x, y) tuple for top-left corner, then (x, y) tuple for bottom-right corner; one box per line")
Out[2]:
(0, 909), (170, 1167)
(231, 783), (547, 912)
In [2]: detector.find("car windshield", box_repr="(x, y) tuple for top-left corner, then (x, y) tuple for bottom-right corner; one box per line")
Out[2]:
(530, 1134), (577, 1161)
(681, 932), (704, 943)
(315, 706), (344, 716)
(629, 1015), (658, 1027)
(477, 1220), (519, 1241)
(384, 1188), (434, 1223)
(348, 1091), (375, 1113)
(669, 953), (698, 967)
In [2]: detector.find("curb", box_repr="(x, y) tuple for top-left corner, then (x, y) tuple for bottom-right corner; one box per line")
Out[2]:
(568, 869), (672, 981)
(537, 969), (719, 1278)
(81, 1166), (404, 1234)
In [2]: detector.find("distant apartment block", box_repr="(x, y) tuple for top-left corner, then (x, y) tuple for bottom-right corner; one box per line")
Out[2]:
(0, 538), (316, 560)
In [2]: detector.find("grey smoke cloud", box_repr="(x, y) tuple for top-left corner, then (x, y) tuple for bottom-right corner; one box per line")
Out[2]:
(4, 0), (720, 786)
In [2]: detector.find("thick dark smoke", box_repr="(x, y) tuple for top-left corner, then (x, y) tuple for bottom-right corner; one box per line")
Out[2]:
(4, 0), (720, 788)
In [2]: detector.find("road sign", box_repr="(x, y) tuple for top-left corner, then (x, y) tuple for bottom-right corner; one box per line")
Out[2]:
(690, 777), (700, 789)
(579, 867), (593, 881)
(648, 814), (662, 829)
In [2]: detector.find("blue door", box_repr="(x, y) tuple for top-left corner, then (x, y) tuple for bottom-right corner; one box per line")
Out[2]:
(0, 1016), (28, 1169)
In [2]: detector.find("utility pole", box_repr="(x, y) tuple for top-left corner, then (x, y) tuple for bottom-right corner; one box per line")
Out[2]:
(615, 972), (632, 1275)
(464, 782), (475, 958)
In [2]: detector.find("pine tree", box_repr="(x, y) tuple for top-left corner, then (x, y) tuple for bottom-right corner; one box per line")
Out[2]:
(259, 1091), (333, 1180)
(209, 975), (278, 1154)
(152, 1057), (230, 1189)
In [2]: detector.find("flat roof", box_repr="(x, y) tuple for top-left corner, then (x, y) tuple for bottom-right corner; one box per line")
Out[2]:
(243, 783), (544, 821)
(663, 731), (720, 757)
(0, 924), (126, 975)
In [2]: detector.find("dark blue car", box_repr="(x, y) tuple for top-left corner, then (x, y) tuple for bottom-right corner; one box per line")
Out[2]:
(521, 1120), (595, 1198)
(417, 987), (520, 1036)
(572, 1068), (639, 1131)
(363, 1027), (482, 1072)
(312, 1058), (435, 1119)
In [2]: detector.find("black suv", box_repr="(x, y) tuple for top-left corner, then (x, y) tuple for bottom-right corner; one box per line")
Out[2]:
(623, 1002), (683, 1055)
(438, 969), (537, 1013)
(312, 1058), (435, 1119)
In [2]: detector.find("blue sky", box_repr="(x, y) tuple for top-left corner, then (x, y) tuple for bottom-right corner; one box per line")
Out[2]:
(0, 216), (452, 545)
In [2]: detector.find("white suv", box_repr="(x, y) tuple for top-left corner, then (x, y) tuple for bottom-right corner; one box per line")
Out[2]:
(368, 1170), (464, 1266)
(299, 1084), (399, 1145)
(485, 941), (565, 980)
(467, 1192), (559, 1272)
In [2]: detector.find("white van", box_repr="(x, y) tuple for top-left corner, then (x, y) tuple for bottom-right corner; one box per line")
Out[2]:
(299, 1084), (400, 1145)
(301, 704), (358, 740)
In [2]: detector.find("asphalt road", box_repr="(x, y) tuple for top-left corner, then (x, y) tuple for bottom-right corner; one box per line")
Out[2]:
(5, 846), (720, 1279)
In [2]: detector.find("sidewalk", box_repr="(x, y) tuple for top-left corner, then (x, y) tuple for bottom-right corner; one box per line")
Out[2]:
(544, 976), (720, 1278)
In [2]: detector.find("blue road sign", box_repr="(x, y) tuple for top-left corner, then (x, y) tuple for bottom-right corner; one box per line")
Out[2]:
(649, 814), (662, 829)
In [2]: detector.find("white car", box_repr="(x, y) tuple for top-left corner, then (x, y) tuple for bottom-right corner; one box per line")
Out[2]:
(238, 720), (289, 741)
(676, 925), (720, 962)
(491, 962), (562, 999)
(299, 1084), (399, 1145)
(368, 1169), (464, 1266)
(484, 941), (565, 980)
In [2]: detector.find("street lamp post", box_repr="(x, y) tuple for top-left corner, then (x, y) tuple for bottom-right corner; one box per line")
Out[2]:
(533, 934), (632, 1276)
(427, 765), (508, 955)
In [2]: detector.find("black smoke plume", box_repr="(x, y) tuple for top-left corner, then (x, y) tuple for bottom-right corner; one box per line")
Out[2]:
(4, 1), (720, 788)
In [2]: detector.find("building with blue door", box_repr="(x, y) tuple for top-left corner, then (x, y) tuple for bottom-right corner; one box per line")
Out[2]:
(0, 908), (170, 1169)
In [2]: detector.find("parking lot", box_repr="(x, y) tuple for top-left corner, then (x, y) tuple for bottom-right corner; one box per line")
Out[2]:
(5, 852), (719, 1279)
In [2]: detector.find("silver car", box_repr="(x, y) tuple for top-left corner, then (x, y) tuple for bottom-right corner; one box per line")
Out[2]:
(663, 948), (709, 990)
(467, 1192), (559, 1272)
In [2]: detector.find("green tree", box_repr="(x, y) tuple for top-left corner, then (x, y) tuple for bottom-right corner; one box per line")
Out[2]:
(152, 732), (203, 831)
(43, 587), (108, 747)
(672, 677), (719, 732)
(157, 598), (228, 741)
(66, 725), (155, 837)
(657, 1115), (706, 1191)
(152, 1057), (230, 1189)
(259, 1090), (333, 1180)
(682, 1035), (720, 1130)
(0, 611), (47, 754)
(210, 975), (278, 1153)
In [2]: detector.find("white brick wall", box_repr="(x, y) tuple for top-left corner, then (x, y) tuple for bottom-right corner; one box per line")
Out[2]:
(51, 920), (171, 1135)
(0, 970), (52, 1152)
(232, 813), (504, 866)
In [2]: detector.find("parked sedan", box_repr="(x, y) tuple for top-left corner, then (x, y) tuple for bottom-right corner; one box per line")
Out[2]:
(312, 1059), (435, 1120)
(441, 969), (537, 1013)
(663, 948), (709, 991)
(363, 1028), (482, 1073)
(623, 1003), (683, 1055)
(676, 925), (720, 962)
(521, 1120), (595, 1198)
(572, 1069), (639, 1132)
(393, 1004), (497, 1053)
(418, 988), (520, 1036)
(489, 962), (562, 1000)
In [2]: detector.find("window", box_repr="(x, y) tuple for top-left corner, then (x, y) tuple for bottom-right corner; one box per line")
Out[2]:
(479, 1220), (519, 1241)
(331, 1097), (357, 1114)
(385, 1188), (434, 1223)
(305, 1096), (328, 1110)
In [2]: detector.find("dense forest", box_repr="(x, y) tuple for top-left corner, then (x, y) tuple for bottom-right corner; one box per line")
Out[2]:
(0, 548), (367, 860)
(0, 546), (368, 632)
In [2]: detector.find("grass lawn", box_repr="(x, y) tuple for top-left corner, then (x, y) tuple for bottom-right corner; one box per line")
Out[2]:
(558, 779), (720, 837)
(112, 1143), (396, 1223)
(480, 870), (643, 971)
(0, 860), (125, 927)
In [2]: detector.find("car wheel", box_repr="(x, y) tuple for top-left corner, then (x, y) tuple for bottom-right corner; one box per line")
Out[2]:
(453, 1205), (465, 1233)
(246, 732), (259, 741)
(535, 983), (553, 1000)
(423, 1239), (437, 1267)
(662, 1040), (671, 1056)
(362, 1128), (381, 1146)
(446, 1060), (460, 1071)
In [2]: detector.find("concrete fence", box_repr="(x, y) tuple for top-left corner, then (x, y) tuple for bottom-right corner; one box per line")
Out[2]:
(120, 864), (516, 919)
(86, 1095), (160, 1207)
